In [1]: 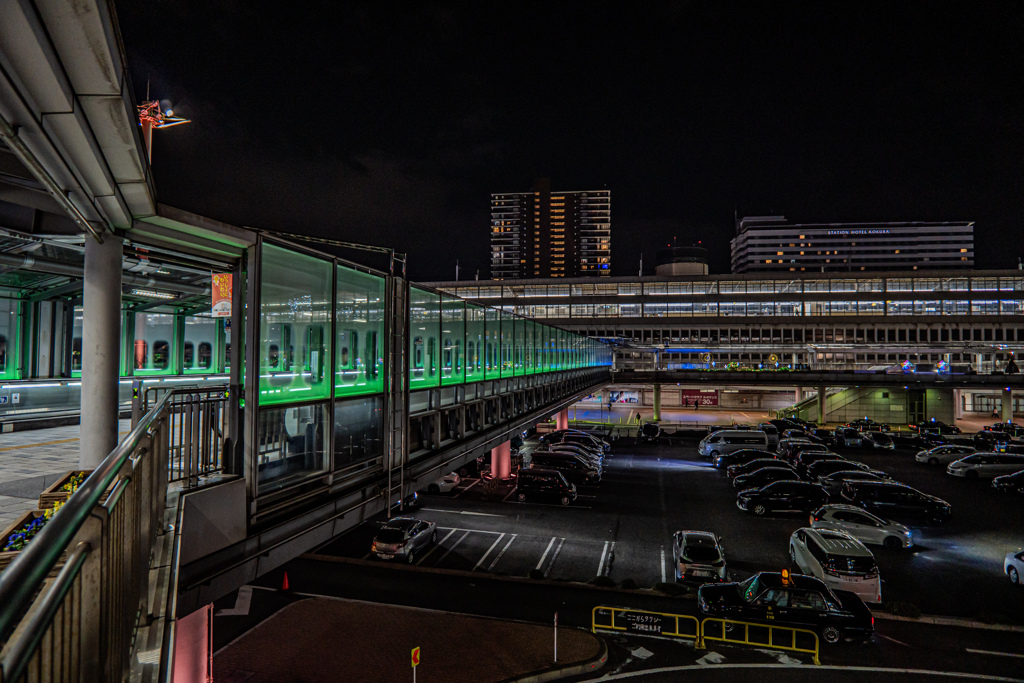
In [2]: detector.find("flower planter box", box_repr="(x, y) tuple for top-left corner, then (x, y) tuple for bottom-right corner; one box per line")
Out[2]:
(0, 509), (60, 573)
(38, 470), (106, 510)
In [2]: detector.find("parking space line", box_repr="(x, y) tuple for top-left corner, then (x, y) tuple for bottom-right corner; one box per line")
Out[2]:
(597, 541), (610, 576)
(415, 528), (458, 565)
(473, 533), (506, 571)
(535, 537), (557, 570)
(543, 538), (565, 578)
(453, 479), (480, 498)
(487, 534), (517, 571)
(965, 648), (1024, 659)
(660, 546), (667, 583)
(436, 530), (471, 564)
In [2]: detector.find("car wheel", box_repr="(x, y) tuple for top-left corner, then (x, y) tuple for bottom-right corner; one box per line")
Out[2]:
(1009, 567), (1019, 585)
(821, 626), (842, 644)
(406, 550), (415, 564)
(883, 536), (903, 550)
(560, 495), (571, 506)
(427, 484), (440, 494)
(966, 470), (979, 479)
(516, 492), (527, 502)
(927, 457), (938, 466)
(431, 530), (437, 543)
(752, 504), (768, 516)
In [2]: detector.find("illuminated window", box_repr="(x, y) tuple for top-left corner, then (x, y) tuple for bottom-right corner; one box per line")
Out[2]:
(960, 248), (967, 253)
(776, 252), (783, 256)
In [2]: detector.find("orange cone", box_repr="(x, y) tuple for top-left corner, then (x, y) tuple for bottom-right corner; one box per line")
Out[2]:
(281, 571), (290, 591)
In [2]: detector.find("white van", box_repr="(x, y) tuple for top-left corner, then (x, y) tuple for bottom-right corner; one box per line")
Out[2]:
(698, 430), (770, 458)
(789, 527), (881, 604)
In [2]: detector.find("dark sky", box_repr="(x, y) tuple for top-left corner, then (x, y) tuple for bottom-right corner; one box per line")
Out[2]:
(114, 1), (1024, 280)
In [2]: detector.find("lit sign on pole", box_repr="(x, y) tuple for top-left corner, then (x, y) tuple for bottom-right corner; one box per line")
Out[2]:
(212, 274), (232, 317)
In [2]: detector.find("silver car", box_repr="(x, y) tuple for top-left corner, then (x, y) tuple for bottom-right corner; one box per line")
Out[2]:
(809, 504), (912, 549)
(915, 444), (976, 466)
(372, 517), (438, 563)
(947, 453), (1024, 479)
(672, 530), (727, 584)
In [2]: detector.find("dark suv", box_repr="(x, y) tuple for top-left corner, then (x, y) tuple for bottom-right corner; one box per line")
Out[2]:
(736, 481), (829, 516)
(515, 468), (576, 505)
(840, 481), (950, 523)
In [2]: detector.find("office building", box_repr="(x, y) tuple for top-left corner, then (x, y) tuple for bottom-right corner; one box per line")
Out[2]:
(490, 179), (610, 279)
(731, 215), (974, 273)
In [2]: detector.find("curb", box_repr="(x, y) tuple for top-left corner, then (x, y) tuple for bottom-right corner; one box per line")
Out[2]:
(871, 609), (1024, 632)
(499, 630), (609, 683)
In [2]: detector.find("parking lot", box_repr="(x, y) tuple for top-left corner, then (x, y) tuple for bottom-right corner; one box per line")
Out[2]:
(315, 431), (1024, 624)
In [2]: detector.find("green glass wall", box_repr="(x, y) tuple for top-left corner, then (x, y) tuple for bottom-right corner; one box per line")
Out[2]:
(183, 315), (220, 374)
(465, 303), (485, 383)
(500, 310), (514, 378)
(335, 265), (386, 397)
(0, 297), (21, 379)
(484, 308), (501, 380)
(409, 286), (440, 390)
(441, 295), (465, 386)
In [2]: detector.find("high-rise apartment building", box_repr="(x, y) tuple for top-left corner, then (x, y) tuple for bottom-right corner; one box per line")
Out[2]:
(731, 215), (974, 273)
(490, 179), (610, 279)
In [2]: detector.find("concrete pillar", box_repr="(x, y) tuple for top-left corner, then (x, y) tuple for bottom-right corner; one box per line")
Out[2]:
(1002, 387), (1014, 422)
(818, 385), (827, 425)
(953, 389), (963, 420)
(173, 604), (210, 683)
(652, 384), (662, 422)
(795, 387), (804, 403)
(556, 408), (569, 431)
(80, 236), (122, 468)
(491, 440), (511, 480)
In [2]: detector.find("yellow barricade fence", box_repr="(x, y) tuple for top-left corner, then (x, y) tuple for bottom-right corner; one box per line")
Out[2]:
(591, 606), (700, 642)
(699, 617), (820, 665)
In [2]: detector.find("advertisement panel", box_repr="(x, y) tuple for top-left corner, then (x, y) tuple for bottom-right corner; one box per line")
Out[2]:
(681, 389), (718, 406)
(212, 274), (232, 317)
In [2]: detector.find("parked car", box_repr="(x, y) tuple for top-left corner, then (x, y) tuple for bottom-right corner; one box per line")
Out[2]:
(793, 450), (844, 477)
(810, 429), (837, 447)
(848, 418), (890, 432)
(529, 452), (601, 484)
(819, 469), (894, 495)
(781, 428), (824, 444)
(915, 444), (976, 466)
(727, 458), (786, 479)
(426, 472), (460, 494)
(697, 571), (874, 644)
(946, 453), (1024, 479)
(805, 459), (869, 482)
(699, 430), (770, 458)
(737, 481), (830, 516)
(515, 468), (576, 505)
(759, 423), (780, 449)
(834, 427), (864, 448)
(911, 420), (960, 435)
(780, 441), (830, 466)
(789, 528), (882, 604)
(972, 431), (1011, 452)
(541, 429), (611, 452)
(1006, 550), (1024, 585)
(371, 517), (438, 563)
(712, 448), (774, 470)
(542, 443), (603, 468)
(840, 481), (951, 524)
(862, 431), (895, 451)
(986, 422), (1024, 438)
(891, 432), (944, 450)
(992, 470), (1024, 495)
(672, 530), (727, 584)
(734, 466), (800, 490)
(640, 422), (662, 442)
(810, 504), (913, 549)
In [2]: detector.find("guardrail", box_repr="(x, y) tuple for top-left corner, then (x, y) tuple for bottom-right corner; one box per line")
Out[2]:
(591, 607), (820, 665)
(0, 391), (176, 682)
(142, 385), (228, 489)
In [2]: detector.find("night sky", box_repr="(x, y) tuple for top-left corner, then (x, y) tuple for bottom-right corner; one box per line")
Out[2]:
(114, 1), (1024, 280)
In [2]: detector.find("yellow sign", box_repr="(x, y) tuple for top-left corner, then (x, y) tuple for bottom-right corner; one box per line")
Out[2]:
(411, 646), (420, 668)
(768, 353), (779, 364)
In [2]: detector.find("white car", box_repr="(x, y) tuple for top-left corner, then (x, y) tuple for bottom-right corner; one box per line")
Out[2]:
(789, 527), (882, 604)
(809, 504), (912, 549)
(426, 472), (460, 494)
(672, 530), (727, 584)
(1006, 550), (1024, 585)
(915, 444), (976, 466)
(946, 453), (1024, 479)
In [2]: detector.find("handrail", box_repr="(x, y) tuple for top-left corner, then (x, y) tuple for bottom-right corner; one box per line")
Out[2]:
(0, 390), (175, 643)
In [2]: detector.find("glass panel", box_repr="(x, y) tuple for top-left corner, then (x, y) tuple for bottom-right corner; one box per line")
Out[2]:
(513, 315), (525, 376)
(409, 287), (440, 390)
(257, 402), (328, 492)
(0, 297), (18, 377)
(441, 295), (465, 386)
(887, 278), (914, 292)
(71, 306), (83, 373)
(184, 316), (219, 373)
(485, 307), (501, 380)
(525, 320), (536, 374)
(133, 312), (175, 375)
(500, 310), (514, 378)
(334, 395), (384, 470)
(259, 244), (333, 405)
(465, 303), (485, 383)
(336, 265), (385, 397)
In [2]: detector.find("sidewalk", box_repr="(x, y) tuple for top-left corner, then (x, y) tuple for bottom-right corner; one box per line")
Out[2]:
(214, 596), (605, 683)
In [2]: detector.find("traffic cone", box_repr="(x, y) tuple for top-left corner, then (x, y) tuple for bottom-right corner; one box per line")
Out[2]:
(281, 571), (290, 591)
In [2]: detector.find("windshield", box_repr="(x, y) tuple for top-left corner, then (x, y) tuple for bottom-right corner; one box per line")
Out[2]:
(682, 545), (721, 563)
(826, 555), (877, 574)
(738, 575), (761, 602)
(376, 529), (406, 543)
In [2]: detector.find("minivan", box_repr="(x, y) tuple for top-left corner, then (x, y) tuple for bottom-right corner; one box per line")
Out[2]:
(699, 430), (770, 458)
(515, 468), (576, 505)
(789, 528), (882, 604)
(840, 481), (951, 523)
(529, 452), (601, 484)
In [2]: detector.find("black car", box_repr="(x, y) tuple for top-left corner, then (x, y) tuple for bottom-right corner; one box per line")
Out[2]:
(727, 458), (785, 478)
(793, 450), (844, 477)
(713, 448), (774, 469)
(781, 428), (823, 444)
(529, 452), (601, 485)
(810, 429), (837, 447)
(733, 466), (800, 489)
(781, 441), (830, 466)
(515, 468), (577, 505)
(848, 418), (891, 432)
(736, 481), (829, 516)
(697, 571), (874, 644)
(973, 430), (1011, 452)
(912, 420), (961, 435)
(840, 481), (951, 523)
(805, 458), (870, 481)
(986, 422), (1024, 438)
(991, 470), (1024, 494)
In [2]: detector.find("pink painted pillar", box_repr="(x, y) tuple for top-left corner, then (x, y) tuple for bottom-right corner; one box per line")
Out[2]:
(556, 408), (569, 431)
(173, 604), (211, 683)
(491, 441), (511, 479)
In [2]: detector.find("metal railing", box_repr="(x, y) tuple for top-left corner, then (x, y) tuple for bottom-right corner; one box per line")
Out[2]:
(591, 606), (700, 641)
(700, 616), (820, 665)
(142, 386), (228, 488)
(0, 391), (175, 682)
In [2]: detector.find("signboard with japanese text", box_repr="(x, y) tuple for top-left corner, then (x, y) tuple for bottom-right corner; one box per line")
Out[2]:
(212, 274), (232, 317)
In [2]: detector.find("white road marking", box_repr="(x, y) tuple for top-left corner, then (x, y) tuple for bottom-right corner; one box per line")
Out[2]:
(544, 538), (565, 578)
(436, 530), (471, 564)
(575, 664), (1024, 681)
(487, 534), (517, 571)
(597, 541), (610, 576)
(536, 537), (557, 570)
(660, 546), (667, 583)
(965, 648), (1024, 659)
(453, 479), (480, 498)
(415, 528), (458, 565)
(875, 633), (910, 647)
(474, 533), (506, 571)
(695, 652), (725, 665)
(419, 508), (503, 517)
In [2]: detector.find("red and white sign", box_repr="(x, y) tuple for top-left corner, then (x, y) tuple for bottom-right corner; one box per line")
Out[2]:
(212, 274), (232, 317)
(681, 390), (718, 406)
